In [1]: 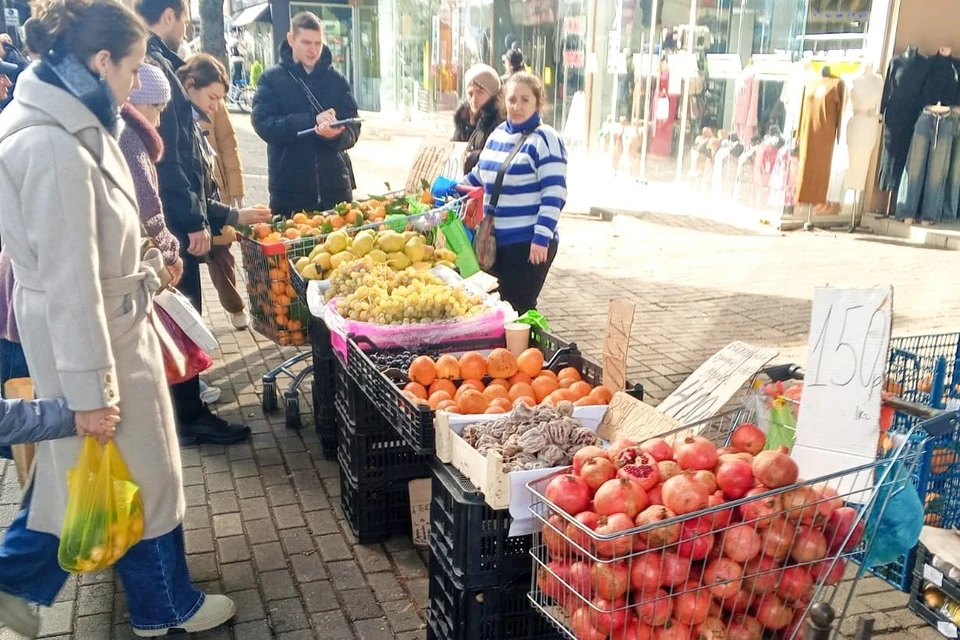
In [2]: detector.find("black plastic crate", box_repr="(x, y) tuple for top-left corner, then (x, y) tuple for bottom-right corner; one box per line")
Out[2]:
(913, 544), (960, 603)
(908, 571), (960, 637)
(313, 380), (337, 459)
(429, 460), (532, 588)
(347, 328), (645, 455)
(333, 358), (391, 436)
(339, 464), (415, 545)
(336, 404), (431, 485)
(427, 548), (559, 640)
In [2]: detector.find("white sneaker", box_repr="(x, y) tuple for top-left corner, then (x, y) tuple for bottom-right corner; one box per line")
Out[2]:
(230, 311), (249, 330)
(133, 594), (236, 637)
(199, 381), (222, 405)
(0, 591), (39, 639)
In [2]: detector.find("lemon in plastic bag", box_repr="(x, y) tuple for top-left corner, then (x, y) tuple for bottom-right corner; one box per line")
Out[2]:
(57, 437), (144, 573)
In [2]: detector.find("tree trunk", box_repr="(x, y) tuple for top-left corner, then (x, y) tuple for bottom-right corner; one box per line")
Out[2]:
(199, 0), (225, 60)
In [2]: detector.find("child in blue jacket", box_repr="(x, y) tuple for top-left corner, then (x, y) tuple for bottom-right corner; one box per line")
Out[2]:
(0, 398), (118, 446)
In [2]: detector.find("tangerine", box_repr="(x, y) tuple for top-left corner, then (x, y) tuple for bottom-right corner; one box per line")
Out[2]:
(558, 367), (582, 382)
(403, 382), (428, 399)
(283, 228), (300, 240)
(531, 376), (560, 403)
(517, 348), (545, 377)
(457, 389), (489, 415)
(292, 212), (309, 224)
(408, 356), (437, 386)
(459, 352), (486, 380)
(428, 379), (457, 398)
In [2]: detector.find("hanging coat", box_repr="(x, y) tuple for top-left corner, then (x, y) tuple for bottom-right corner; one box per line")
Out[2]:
(796, 76), (845, 204)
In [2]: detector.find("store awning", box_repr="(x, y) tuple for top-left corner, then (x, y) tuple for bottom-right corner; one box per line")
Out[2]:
(233, 3), (270, 27)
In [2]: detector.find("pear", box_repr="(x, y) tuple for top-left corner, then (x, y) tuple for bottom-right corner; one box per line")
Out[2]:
(402, 230), (419, 241)
(294, 257), (310, 273)
(412, 261), (432, 270)
(377, 230), (405, 253)
(403, 236), (426, 263)
(312, 252), (332, 271)
(324, 230), (349, 254)
(387, 252), (412, 270)
(423, 245), (435, 260)
(434, 248), (458, 262)
(330, 251), (354, 270)
(368, 249), (388, 264)
(351, 233), (375, 257)
(435, 260), (457, 270)
(302, 264), (321, 280)
(309, 245), (326, 261)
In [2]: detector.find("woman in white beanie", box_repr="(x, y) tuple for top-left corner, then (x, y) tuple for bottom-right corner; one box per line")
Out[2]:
(453, 63), (504, 174)
(119, 60), (184, 285)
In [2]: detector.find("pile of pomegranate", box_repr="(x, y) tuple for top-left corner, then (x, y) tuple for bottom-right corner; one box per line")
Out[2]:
(534, 424), (866, 640)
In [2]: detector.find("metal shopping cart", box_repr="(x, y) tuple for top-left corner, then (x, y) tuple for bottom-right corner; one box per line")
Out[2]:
(525, 369), (954, 640)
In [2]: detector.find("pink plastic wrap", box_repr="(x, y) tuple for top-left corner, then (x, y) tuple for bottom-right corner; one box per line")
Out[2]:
(324, 299), (508, 361)
(155, 305), (214, 384)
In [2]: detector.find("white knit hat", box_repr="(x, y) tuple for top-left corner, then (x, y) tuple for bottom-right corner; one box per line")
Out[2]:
(129, 63), (171, 106)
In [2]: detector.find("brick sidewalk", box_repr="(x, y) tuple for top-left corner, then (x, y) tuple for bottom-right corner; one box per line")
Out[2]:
(1, 113), (958, 638)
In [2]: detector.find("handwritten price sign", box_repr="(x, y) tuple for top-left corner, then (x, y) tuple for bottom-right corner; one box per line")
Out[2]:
(792, 287), (893, 485)
(602, 300), (636, 392)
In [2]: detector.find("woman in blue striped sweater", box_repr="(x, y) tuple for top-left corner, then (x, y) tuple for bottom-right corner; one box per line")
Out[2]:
(463, 72), (568, 313)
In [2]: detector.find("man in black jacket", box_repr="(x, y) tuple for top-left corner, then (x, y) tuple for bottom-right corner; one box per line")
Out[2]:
(137, 0), (253, 446)
(252, 11), (360, 217)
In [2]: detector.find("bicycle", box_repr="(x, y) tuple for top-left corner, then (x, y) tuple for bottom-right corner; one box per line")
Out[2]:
(226, 73), (256, 114)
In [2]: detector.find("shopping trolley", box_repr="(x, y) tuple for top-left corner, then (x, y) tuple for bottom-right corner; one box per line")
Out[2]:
(525, 365), (953, 640)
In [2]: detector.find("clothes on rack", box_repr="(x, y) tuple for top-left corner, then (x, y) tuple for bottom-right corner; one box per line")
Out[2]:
(733, 66), (759, 142)
(650, 67), (677, 157)
(943, 124), (960, 221)
(734, 145), (758, 204)
(896, 110), (958, 222)
(796, 75), (845, 204)
(879, 53), (931, 191)
(922, 54), (960, 107)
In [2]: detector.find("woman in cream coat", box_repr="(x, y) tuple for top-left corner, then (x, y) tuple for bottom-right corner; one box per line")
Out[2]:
(0, 0), (234, 636)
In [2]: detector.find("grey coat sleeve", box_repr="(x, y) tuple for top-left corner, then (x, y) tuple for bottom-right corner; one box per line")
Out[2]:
(0, 398), (76, 446)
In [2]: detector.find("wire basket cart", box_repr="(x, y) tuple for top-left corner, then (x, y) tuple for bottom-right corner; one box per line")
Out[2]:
(524, 393), (955, 639)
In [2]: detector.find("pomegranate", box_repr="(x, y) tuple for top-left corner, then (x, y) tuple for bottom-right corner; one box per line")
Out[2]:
(662, 472), (711, 515)
(640, 438), (675, 462)
(595, 478), (648, 519)
(591, 561), (630, 600)
(777, 565), (814, 602)
(730, 423), (766, 455)
(672, 584), (712, 626)
(720, 589), (755, 614)
(579, 457), (618, 491)
(674, 435), (719, 471)
(648, 484), (664, 506)
(824, 506), (865, 554)
(659, 551), (693, 587)
(718, 451), (755, 468)
(608, 438), (638, 461)
(618, 459), (662, 493)
(743, 555), (781, 595)
(696, 616), (728, 640)
(809, 558), (846, 585)
(543, 514), (570, 559)
(694, 470), (718, 493)
(754, 594), (794, 631)
(813, 482), (843, 515)
(568, 560), (594, 598)
(655, 620), (695, 640)
(573, 446), (610, 474)
(738, 487), (782, 527)
(782, 609), (807, 640)
(720, 524), (762, 563)
(791, 526), (828, 564)
(677, 519), (715, 560)
(630, 552), (666, 595)
(752, 447), (799, 489)
(701, 491), (735, 529)
(595, 513), (637, 558)
(537, 561), (573, 605)
(761, 517), (798, 561)
(571, 607), (608, 640)
(727, 615), (763, 640)
(566, 511), (601, 556)
(545, 474), (592, 515)
(780, 485), (819, 524)
(716, 459), (755, 500)
(636, 589), (674, 627)
(704, 557), (744, 599)
(590, 596), (630, 634)
(635, 506), (682, 548)
(658, 460), (682, 481)
(623, 618), (656, 640)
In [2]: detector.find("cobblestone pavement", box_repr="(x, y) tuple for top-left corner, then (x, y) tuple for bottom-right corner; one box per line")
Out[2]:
(1, 113), (959, 639)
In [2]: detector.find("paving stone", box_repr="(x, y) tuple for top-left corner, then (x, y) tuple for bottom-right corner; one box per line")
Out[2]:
(317, 533), (353, 562)
(381, 599), (425, 633)
(325, 559), (366, 591)
(311, 610), (356, 640)
(406, 578), (429, 611)
(216, 535), (252, 564)
(284, 452), (314, 471)
(183, 484), (207, 507)
(315, 459), (339, 479)
(266, 482), (298, 506)
(37, 600), (73, 637)
(366, 572), (407, 603)
(73, 613), (112, 640)
(261, 466), (292, 488)
(391, 549), (428, 580)
(260, 569), (299, 601)
(298, 488), (330, 512)
(205, 471), (234, 493)
(245, 518), (280, 545)
(354, 617), (395, 640)
(340, 588), (383, 622)
(252, 542), (288, 572)
(240, 496), (271, 522)
(186, 552), (219, 582)
(396, 632), (428, 640)
(231, 458), (260, 478)
(354, 544), (392, 573)
(280, 527), (316, 555)
(234, 476), (265, 499)
(305, 510), (341, 536)
(212, 513), (244, 538)
(255, 447), (285, 467)
(76, 583), (113, 616)
(182, 466), (204, 486)
(220, 559), (257, 593)
(300, 579), (340, 613)
(183, 505), (211, 531)
(229, 589), (266, 624)
(290, 552), (328, 583)
(208, 491), (240, 515)
(233, 620), (272, 640)
(203, 454), (230, 474)
(322, 477), (341, 498)
(54, 576), (78, 603)
(268, 597), (311, 633)
(276, 631), (318, 640)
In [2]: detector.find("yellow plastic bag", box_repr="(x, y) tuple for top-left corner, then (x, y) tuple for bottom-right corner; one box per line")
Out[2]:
(57, 437), (144, 573)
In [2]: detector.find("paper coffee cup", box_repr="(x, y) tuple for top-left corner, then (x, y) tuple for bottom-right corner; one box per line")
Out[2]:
(504, 322), (531, 356)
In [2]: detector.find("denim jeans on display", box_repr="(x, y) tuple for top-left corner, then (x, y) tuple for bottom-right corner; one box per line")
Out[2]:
(944, 130), (960, 221)
(897, 111), (958, 222)
(0, 485), (203, 631)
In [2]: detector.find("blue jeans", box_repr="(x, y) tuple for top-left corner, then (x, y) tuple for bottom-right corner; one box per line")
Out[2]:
(0, 338), (29, 460)
(0, 487), (203, 631)
(897, 111), (958, 222)
(944, 132), (960, 221)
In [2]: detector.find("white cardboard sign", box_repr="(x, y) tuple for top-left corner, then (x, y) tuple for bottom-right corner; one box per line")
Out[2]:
(657, 341), (778, 426)
(791, 286), (892, 487)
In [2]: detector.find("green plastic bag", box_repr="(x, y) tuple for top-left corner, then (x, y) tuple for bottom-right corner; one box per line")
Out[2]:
(514, 310), (551, 332)
(439, 213), (480, 278)
(765, 398), (797, 451)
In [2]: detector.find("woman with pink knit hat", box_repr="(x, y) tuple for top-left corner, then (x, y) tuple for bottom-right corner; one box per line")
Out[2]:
(453, 63), (504, 174)
(119, 61), (184, 285)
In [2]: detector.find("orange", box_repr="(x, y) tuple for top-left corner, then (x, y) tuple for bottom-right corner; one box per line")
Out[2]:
(403, 382), (428, 399)
(591, 385), (614, 404)
(275, 314), (288, 327)
(568, 381), (593, 400)
(290, 331), (305, 346)
(531, 376), (560, 403)
(428, 390), (453, 409)
(508, 382), (535, 403)
(508, 372), (532, 386)
(517, 348), (545, 377)
(254, 223), (271, 239)
(429, 379), (457, 398)
(459, 352), (486, 380)
(283, 228), (300, 240)
(558, 367), (582, 382)
(457, 389), (489, 415)
(345, 210), (358, 224)
(537, 369), (559, 382)
(488, 378), (511, 390)
(482, 385), (510, 402)
(269, 268), (283, 280)
(292, 212), (309, 224)
(285, 284), (297, 298)
(408, 356), (437, 386)
(329, 216), (345, 229)
(277, 294), (291, 307)
(287, 319), (302, 331)
(271, 281), (286, 295)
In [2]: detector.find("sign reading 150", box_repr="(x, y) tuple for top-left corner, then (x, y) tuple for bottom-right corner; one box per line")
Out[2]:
(806, 302), (886, 395)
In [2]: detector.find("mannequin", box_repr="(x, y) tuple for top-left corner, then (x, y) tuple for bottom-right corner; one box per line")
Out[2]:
(733, 59), (759, 142)
(796, 71), (845, 205)
(923, 46), (959, 107)
(879, 46), (931, 196)
(783, 60), (816, 139)
(845, 62), (884, 191)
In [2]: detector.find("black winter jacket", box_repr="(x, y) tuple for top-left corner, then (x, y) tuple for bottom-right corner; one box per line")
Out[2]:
(452, 98), (504, 174)
(251, 43), (360, 217)
(146, 35), (231, 235)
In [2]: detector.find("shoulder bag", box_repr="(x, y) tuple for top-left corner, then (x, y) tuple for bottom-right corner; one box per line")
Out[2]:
(473, 130), (534, 271)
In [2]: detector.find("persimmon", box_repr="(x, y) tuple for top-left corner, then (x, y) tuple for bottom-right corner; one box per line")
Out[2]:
(428, 390), (453, 409)
(531, 376), (560, 403)
(459, 352), (486, 380)
(490, 398), (513, 411)
(484, 406), (507, 414)
(408, 356), (437, 386)
(403, 382), (428, 399)
(591, 386), (615, 404)
(558, 367), (582, 382)
(517, 348), (545, 377)
(428, 379), (457, 398)
(436, 400), (457, 412)
(482, 385), (510, 402)
(537, 369), (559, 382)
(508, 382), (536, 403)
(568, 381), (593, 400)
(435, 354), (460, 380)
(457, 389), (488, 415)
(488, 378), (511, 389)
(508, 372), (533, 386)
(486, 348), (519, 379)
